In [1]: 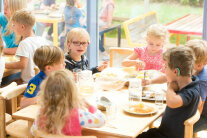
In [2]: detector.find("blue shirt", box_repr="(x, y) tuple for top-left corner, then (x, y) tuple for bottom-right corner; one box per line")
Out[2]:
(64, 6), (82, 33)
(0, 13), (18, 48)
(197, 65), (207, 118)
(24, 71), (46, 98)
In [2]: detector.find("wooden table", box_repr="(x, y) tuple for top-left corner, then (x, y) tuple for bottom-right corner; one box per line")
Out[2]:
(35, 14), (64, 46)
(3, 55), (20, 78)
(166, 14), (203, 46)
(12, 90), (165, 138)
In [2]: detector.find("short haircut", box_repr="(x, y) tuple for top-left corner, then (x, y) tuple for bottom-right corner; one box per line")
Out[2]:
(185, 39), (207, 65)
(146, 24), (169, 42)
(66, 0), (75, 6)
(163, 46), (195, 77)
(11, 9), (35, 28)
(0, 35), (3, 55)
(66, 28), (90, 43)
(33, 46), (64, 71)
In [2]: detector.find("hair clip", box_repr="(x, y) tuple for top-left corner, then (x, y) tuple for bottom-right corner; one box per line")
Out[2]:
(176, 68), (181, 76)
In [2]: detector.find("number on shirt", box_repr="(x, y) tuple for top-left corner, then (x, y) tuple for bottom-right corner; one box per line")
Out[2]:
(27, 83), (36, 95)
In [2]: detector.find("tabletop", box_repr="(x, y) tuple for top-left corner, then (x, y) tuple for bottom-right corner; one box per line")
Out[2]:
(12, 89), (165, 138)
(166, 14), (203, 36)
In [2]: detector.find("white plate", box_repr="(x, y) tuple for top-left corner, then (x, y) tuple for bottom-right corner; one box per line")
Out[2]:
(123, 104), (158, 115)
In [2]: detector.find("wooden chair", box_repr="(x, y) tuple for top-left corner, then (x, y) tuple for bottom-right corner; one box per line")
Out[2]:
(123, 11), (158, 47)
(109, 47), (133, 67)
(33, 129), (97, 138)
(184, 110), (200, 138)
(0, 83), (27, 138)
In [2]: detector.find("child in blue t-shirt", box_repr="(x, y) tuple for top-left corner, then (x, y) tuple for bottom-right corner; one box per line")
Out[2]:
(20, 46), (65, 108)
(184, 39), (207, 133)
(137, 46), (200, 138)
(0, 0), (27, 55)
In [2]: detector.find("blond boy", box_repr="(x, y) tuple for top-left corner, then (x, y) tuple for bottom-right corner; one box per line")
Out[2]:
(137, 46), (200, 138)
(20, 46), (65, 108)
(5, 9), (49, 83)
(184, 39), (207, 133)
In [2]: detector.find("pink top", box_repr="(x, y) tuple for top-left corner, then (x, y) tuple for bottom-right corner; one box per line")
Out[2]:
(100, 0), (115, 22)
(31, 106), (105, 136)
(134, 46), (164, 72)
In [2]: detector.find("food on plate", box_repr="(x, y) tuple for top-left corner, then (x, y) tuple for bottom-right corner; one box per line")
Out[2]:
(122, 67), (138, 78)
(129, 102), (155, 114)
(136, 71), (150, 79)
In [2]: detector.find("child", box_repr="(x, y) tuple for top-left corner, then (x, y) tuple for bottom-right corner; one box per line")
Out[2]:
(0, 0), (27, 55)
(137, 46), (200, 138)
(65, 28), (108, 74)
(122, 24), (168, 72)
(5, 9), (49, 83)
(31, 69), (105, 135)
(20, 46), (65, 108)
(184, 39), (207, 133)
(0, 35), (5, 86)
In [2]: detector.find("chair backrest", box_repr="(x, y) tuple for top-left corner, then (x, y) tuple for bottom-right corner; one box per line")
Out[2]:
(109, 47), (133, 67)
(0, 82), (17, 94)
(184, 110), (200, 138)
(0, 83), (27, 138)
(33, 130), (97, 138)
(123, 11), (158, 47)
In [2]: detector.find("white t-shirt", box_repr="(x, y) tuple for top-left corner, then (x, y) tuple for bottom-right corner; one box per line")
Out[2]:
(0, 56), (5, 86)
(16, 36), (49, 83)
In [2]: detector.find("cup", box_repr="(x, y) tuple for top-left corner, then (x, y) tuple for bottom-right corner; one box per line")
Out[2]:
(106, 103), (117, 122)
(155, 92), (164, 108)
(72, 69), (82, 84)
(128, 78), (142, 107)
(79, 70), (94, 94)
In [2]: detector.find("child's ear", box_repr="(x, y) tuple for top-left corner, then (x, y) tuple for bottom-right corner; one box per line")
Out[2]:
(175, 68), (181, 76)
(45, 65), (52, 72)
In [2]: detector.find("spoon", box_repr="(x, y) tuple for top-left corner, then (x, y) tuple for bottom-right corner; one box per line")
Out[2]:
(100, 96), (112, 107)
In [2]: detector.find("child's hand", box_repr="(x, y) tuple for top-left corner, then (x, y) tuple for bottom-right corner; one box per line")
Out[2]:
(142, 79), (151, 86)
(97, 61), (108, 71)
(136, 60), (146, 70)
(167, 81), (179, 92)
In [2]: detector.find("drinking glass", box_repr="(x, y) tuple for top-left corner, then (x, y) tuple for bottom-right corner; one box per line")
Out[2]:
(72, 69), (82, 84)
(79, 70), (94, 95)
(155, 91), (164, 108)
(128, 78), (142, 107)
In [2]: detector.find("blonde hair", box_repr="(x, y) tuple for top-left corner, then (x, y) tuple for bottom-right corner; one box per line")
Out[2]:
(11, 9), (35, 29)
(185, 39), (207, 65)
(66, 28), (90, 43)
(5, 0), (27, 36)
(66, 0), (75, 6)
(37, 69), (82, 134)
(146, 24), (169, 43)
(0, 35), (4, 55)
(33, 46), (65, 71)
(163, 46), (195, 77)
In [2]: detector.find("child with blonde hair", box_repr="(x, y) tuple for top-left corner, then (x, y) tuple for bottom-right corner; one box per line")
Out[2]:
(183, 39), (207, 133)
(0, 0), (27, 55)
(0, 35), (5, 86)
(122, 24), (168, 72)
(31, 69), (105, 135)
(65, 28), (108, 73)
(5, 9), (49, 83)
(20, 46), (65, 108)
(137, 46), (200, 138)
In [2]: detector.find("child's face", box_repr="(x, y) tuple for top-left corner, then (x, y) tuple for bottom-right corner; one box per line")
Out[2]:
(4, 0), (11, 18)
(146, 36), (164, 54)
(67, 37), (89, 57)
(50, 58), (66, 72)
(12, 21), (24, 35)
(164, 61), (176, 82)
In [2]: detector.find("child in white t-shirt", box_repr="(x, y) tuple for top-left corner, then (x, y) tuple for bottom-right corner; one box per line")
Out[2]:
(0, 34), (5, 86)
(5, 9), (49, 83)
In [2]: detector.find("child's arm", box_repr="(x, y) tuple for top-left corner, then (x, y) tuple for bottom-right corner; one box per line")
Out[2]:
(166, 81), (183, 108)
(79, 106), (105, 128)
(5, 56), (28, 69)
(3, 47), (18, 55)
(20, 97), (37, 109)
(122, 52), (145, 69)
(142, 74), (167, 86)
(97, 61), (108, 72)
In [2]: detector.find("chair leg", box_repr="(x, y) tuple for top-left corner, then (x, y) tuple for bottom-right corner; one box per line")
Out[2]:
(193, 133), (197, 138)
